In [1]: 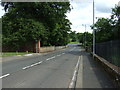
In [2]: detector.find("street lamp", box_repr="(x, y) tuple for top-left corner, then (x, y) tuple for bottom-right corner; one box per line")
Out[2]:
(82, 24), (86, 48)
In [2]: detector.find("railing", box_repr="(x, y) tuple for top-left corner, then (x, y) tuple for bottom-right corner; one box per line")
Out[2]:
(95, 40), (120, 67)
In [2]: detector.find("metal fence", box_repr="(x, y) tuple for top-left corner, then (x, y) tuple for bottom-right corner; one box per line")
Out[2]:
(95, 40), (120, 67)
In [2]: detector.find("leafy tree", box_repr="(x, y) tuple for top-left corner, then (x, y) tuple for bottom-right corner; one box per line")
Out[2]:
(2, 17), (47, 49)
(69, 31), (77, 42)
(1, 2), (72, 50)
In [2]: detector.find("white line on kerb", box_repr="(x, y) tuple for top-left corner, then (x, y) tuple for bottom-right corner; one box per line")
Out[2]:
(0, 74), (10, 79)
(68, 56), (80, 88)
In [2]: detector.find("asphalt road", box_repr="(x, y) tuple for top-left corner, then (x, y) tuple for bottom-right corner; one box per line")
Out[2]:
(1, 44), (115, 88)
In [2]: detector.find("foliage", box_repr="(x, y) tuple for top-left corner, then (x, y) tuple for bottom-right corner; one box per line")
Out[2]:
(77, 32), (92, 46)
(1, 2), (72, 50)
(91, 5), (120, 43)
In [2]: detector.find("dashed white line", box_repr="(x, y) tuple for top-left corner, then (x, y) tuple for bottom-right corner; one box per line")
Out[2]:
(51, 56), (56, 59)
(22, 61), (43, 70)
(46, 58), (51, 61)
(0, 74), (10, 79)
(57, 55), (61, 57)
(22, 65), (31, 70)
(62, 53), (65, 54)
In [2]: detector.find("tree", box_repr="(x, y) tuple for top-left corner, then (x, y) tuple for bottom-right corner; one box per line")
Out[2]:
(1, 2), (72, 50)
(91, 5), (120, 43)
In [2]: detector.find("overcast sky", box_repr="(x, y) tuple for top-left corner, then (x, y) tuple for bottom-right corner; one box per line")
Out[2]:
(0, 0), (120, 33)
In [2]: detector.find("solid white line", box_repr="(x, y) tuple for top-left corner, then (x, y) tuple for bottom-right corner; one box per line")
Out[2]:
(0, 74), (10, 79)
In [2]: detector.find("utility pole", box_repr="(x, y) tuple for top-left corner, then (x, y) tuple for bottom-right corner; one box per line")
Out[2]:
(93, 0), (95, 57)
(82, 24), (86, 48)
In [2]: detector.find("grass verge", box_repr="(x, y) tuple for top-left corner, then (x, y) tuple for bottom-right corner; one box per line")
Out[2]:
(69, 42), (79, 44)
(0, 52), (32, 57)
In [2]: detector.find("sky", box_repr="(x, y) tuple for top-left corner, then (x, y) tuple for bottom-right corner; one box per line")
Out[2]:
(66, 0), (120, 33)
(0, 0), (120, 33)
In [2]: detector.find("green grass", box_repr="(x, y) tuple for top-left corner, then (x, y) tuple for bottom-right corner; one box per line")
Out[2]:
(0, 52), (32, 57)
(69, 42), (80, 44)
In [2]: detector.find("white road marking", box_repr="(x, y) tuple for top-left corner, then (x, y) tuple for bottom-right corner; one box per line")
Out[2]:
(24, 54), (33, 56)
(46, 58), (51, 61)
(0, 74), (10, 79)
(22, 61), (43, 70)
(22, 65), (31, 70)
(57, 55), (61, 57)
(76, 55), (83, 88)
(46, 56), (56, 61)
(68, 56), (80, 88)
(51, 56), (55, 59)
(62, 53), (65, 54)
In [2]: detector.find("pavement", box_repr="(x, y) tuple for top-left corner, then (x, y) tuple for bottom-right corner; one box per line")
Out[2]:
(1, 44), (115, 88)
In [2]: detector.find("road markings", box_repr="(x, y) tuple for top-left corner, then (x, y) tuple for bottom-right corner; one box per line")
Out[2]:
(22, 61), (43, 70)
(57, 55), (61, 57)
(0, 74), (10, 79)
(68, 56), (80, 88)
(62, 53), (65, 55)
(46, 56), (56, 61)
(46, 58), (51, 61)
(76, 55), (83, 88)
(24, 54), (33, 56)
(22, 66), (31, 70)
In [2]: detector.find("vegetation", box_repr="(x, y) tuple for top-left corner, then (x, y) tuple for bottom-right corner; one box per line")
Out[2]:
(0, 52), (32, 57)
(1, 2), (71, 50)
(91, 5), (120, 43)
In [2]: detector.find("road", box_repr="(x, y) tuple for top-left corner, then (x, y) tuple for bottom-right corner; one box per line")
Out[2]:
(1, 44), (115, 88)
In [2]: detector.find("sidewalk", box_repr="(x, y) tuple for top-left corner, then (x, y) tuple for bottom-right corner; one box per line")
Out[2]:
(76, 51), (115, 88)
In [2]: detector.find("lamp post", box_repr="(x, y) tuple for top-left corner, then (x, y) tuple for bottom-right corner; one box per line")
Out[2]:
(93, 0), (95, 57)
(82, 24), (86, 48)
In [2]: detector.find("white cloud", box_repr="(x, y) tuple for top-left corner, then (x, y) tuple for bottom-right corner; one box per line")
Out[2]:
(0, 6), (5, 18)
(67, 0), (120, 33)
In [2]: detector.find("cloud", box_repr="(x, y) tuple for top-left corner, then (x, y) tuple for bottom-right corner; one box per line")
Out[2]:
(66, 0), (120, 33)
(0, 6), (5, 18)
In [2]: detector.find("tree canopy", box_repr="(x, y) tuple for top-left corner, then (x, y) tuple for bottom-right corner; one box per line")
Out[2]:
(91, 5), (120, 43)
(2, 2), (72, 50)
